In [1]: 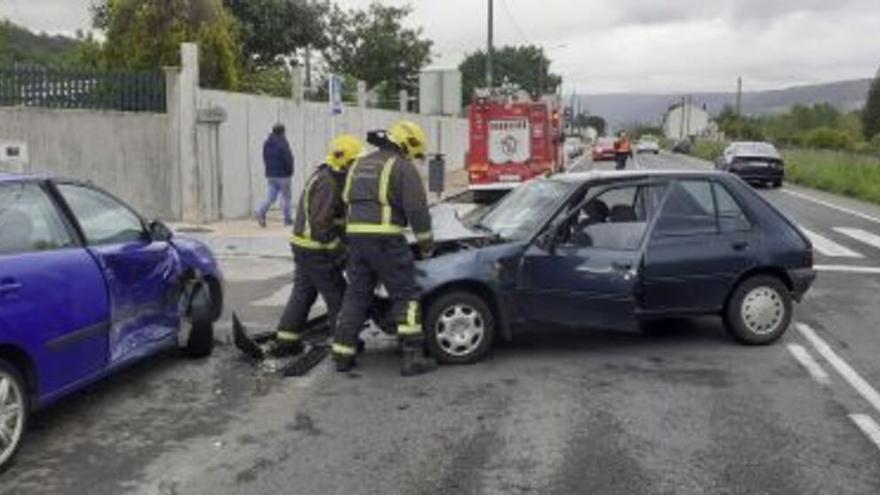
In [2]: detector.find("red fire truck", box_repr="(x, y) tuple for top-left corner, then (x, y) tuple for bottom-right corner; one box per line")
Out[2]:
(467, 88), (564, 194)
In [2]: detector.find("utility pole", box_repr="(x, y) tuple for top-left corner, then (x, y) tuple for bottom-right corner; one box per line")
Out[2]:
(486, 0), (494, 88)
(736, 76), (743, 117)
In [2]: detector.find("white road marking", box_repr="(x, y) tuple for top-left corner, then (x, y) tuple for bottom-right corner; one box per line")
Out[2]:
(782, 189), (880, 225)
(219, 257), (292, 283)
(798, 227), (863, 258)
(797, 323), (880, 415)
(252, 283), (293, 307)
(835, 228), (880, 251)
(814, 265), (880, 274)
(786, 343), (832, 385)
(849, 414), (880, 452)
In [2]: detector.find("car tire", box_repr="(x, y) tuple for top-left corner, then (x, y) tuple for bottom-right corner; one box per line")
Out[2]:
(182, 283), (215, 358)
(724, 275), (792, 345)
(0, 359), (28, 473)
(773, 180), (783, 189)
(425, 291), (495, 365)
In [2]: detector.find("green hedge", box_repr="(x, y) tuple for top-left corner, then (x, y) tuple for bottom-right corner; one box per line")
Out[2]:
(784, 149), (880, 204)
(691, 140), (727, 161)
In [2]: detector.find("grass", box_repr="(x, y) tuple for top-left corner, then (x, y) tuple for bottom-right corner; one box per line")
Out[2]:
(690, 140), (727, 162)
(784, 149), (880, 204)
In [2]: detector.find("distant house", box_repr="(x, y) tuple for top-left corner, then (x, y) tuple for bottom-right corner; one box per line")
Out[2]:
(662, 101), (716, 140)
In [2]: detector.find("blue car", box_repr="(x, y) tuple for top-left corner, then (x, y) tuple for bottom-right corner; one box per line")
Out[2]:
(416, 170), (815, 364)
(0, 173), (223, 471)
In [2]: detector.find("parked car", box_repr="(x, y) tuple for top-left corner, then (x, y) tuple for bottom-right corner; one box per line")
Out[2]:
(414, 170), (815, 364)
(672, 139), (692, 154)
(636, 136), (661, 154)
(0, 174), (223, 471)
(591, 137), (617, 161)
(716, 141), (784, 188)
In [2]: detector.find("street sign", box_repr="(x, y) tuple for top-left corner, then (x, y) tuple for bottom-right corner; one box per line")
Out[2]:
(329, 75), (344, 116)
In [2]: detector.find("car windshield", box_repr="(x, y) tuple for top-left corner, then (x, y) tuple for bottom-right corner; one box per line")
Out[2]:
(474, 180), (575, 241)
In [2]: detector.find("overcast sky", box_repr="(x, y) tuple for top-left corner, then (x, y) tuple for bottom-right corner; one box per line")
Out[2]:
(2, 0), (879, 94)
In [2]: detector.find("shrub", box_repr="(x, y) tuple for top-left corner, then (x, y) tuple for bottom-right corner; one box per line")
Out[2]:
(804, 127), (854, 151)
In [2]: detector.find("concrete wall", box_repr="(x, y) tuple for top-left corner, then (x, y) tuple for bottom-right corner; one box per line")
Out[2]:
(0, 107), (175, 219)
(198, 90), (469, 220)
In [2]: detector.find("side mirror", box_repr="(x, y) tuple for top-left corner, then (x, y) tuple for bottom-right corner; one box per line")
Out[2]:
(535, 230), (557, 254)
(149, 220), (173, 242)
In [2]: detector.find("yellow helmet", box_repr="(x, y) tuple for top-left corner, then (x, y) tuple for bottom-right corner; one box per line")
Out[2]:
(326, 134), (364, 171)
(388, 120), (428, 161)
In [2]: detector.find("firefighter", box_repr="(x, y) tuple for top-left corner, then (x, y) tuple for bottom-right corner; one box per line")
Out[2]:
(332, 121), (437, 376)
(266, 134), (364, 357)
(614, 131), (632, 170)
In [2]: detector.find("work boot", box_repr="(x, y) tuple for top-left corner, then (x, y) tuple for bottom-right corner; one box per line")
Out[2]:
(334, 355), (357, 373)
(265, 339), (304, 358)
(401, 349), (437, 377)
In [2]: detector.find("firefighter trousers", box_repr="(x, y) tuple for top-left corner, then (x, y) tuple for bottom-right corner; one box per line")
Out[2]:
(333, 236), (423, 358)
(278, 248), (347, 341)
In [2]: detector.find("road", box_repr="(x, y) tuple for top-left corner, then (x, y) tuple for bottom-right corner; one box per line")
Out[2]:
(4, 153), (880, 494)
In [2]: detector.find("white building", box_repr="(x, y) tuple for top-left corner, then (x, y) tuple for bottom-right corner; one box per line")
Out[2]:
(663, 101), (714, 140)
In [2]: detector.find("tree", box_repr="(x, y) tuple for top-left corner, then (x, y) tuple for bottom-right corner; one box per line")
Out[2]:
(864, 69), (880, 141)
(322, 3), (432, 107)
(585, 116), (607, 136)
(223, 0), (330, 70)
(459, 45), (562, 106)
(97, 0), (242, 89)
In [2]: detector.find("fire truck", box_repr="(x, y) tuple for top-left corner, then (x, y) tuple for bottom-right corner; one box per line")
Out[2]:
(467, 87), (564, 195)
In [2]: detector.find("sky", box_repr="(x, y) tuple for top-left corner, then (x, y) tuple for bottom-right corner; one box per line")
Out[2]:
(1, 0), (879, 94)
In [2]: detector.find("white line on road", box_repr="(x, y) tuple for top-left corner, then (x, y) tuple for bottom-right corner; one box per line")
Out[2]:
(787, 343), (832, 385)
(782, 189), (880, 225)
(835, 228), (880, 251)
(849, 414), (880, 452)
(797, 323), (880, 415)
(252, 283), (293, 307)
(798, 227), (863, 258)
(814, 265), (880, 274)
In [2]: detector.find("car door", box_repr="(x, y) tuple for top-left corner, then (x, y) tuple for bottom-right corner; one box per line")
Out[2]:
(0, 182), (110, 398)
(516, 181), (666, 331)
(54, 183), (181, 367)
(641, 179), (758, 314)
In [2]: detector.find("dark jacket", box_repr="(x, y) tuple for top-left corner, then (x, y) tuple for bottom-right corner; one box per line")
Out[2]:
(291, 164), (347, 251)
(263, 134), (295, 178)
(343, 149), (433, 241)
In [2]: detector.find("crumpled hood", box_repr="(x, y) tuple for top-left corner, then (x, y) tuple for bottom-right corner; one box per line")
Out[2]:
(405, 202), (491, 244)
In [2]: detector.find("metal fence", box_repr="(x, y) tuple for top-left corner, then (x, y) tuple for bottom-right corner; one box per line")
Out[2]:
(0, 66), (166, 113)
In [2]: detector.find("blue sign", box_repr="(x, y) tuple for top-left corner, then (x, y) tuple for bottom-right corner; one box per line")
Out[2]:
(329, 75), (344, 116)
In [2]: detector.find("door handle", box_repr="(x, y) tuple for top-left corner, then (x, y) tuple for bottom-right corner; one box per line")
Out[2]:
(732, 241), (749, 251)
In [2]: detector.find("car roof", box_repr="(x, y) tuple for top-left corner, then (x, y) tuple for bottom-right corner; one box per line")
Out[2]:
(727, 141), (781, 159)
(0, 172), (52, 183)
(554, 169), (728, 184)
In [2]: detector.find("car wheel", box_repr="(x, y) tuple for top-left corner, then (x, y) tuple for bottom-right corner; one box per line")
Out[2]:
(724, 275), (792, 345)
(0, 359), (28, 473)
(182, 283), (215, 358)
(773, 180), (783, 189)
(425, 291), (495, 364)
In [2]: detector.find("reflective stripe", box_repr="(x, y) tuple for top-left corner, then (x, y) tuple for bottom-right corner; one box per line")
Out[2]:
(399, 301), (421, 335)
(290, 234), (341, 251)
(407, 301), (419, 326)
(342, 159), (359, 204)
(346, 223), (403, 235)
(331, 343), (356, 356)
(398, 324), (422, 336)
(414, 231), (434, 242)
(277, 331), (301, 342)
(378, 158), (395, 226)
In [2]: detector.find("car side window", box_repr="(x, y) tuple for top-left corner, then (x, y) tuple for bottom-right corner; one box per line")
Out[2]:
(565, 183), (666, 250)
(714, 183), (752, 233)
(654, 180), (717, 237)
(0, 183), (74, 255)
(57, 184), (145, 245)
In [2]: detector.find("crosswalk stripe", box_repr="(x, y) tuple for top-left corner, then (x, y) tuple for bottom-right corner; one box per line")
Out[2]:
(798, 227), (863, 258)
(835, 228), (880, 251)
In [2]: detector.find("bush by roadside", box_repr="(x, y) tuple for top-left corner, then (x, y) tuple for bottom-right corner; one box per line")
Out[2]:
(784, 149), (880, 204)
(690, 140), (727, 162)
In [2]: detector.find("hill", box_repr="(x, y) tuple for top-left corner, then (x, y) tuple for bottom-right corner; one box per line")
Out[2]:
(0, 19), (80, 65)
(577, 79), (873, 128)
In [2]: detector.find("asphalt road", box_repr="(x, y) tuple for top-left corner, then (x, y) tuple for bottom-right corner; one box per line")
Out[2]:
(4, 153), (880, 494)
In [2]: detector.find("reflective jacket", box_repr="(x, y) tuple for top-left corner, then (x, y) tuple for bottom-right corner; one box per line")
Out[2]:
(290, 164), (346, 251)
(614, 137), (632, 154)
(343, 149), (433, 242)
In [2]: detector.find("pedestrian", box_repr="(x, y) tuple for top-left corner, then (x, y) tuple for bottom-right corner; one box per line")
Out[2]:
(331, 121), (437, 376)
(263, 134), (364, 357)
(614, 130), (632, 170)
(256, 124), (295, 227)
